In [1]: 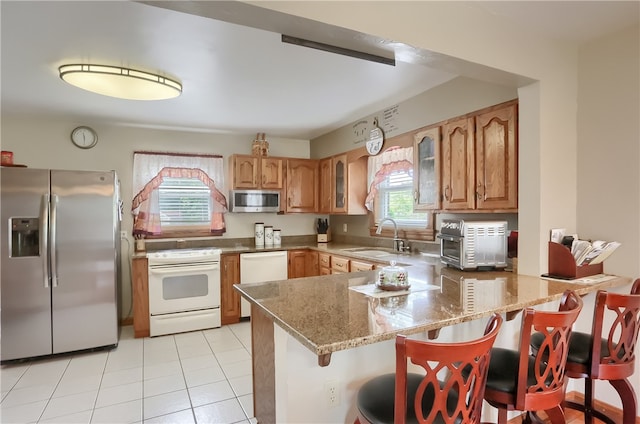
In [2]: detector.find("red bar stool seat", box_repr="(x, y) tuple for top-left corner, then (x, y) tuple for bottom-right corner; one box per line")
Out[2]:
(531, 279), (640, 424)
(355, 313), (503, 424)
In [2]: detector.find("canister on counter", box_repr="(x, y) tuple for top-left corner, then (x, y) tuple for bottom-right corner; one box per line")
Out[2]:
(1, 151), (14, 166)
(264, 226), (274, 247)
(255, 222), (264, 247)
(273, 229), (281, 247)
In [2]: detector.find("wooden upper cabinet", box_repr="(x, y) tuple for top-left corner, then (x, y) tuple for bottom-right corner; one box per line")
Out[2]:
(319, 158), (332, 214)
(285, 159), (319, 213)
(221, 253), (241, 325)
(230, 154), (283, 189)
(441, 116), (476, 210)
(260, 157), (283, 189)
(413, 126), (441, 211)
(475, 102), (518, 210)
(332, 154), (348, 214)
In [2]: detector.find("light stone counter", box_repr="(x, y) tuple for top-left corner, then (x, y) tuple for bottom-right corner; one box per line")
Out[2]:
(235, 259), (632, 424)
(235, 258), (630, 362)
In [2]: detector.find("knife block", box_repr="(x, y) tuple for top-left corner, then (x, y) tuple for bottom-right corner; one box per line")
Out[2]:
(547, 241), (603, 279)
(317, 228), (331, 243)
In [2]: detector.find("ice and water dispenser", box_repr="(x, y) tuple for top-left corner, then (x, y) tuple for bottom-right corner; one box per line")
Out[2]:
(10, 217), (39, 257)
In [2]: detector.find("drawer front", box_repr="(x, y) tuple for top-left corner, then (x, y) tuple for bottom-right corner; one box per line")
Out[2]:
(351, 260), (375, 272)
(319, 252), (331, 268)
(331, 256), (350, 272)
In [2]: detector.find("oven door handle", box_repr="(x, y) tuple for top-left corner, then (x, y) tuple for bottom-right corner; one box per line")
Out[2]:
(437, 234), (461, 242)
(149, 264), (219, 275)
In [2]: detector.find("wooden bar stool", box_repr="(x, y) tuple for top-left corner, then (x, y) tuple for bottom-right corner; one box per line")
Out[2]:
(480, 290), (583, 424)
(531, 278), (640, 424)
(354, 313), (502, 424)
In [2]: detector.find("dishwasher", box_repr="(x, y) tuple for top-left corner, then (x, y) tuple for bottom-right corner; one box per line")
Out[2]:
(240, 251), (288, 317)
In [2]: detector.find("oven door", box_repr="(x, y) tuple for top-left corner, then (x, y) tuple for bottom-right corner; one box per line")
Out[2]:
(148, 261), (220, 315)
(437, 234), (464, 269)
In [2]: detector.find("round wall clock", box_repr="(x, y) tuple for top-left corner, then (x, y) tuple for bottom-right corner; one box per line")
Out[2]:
(366, 119), (384, 155)
(70, 126), (98, 149)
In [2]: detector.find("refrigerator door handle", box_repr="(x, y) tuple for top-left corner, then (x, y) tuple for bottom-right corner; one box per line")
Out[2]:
(41, 193), (50, 288)
(50, 194), (58, 287)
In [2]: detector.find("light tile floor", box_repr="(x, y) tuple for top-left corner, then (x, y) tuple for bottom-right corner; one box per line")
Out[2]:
(0, 322), (256, 424)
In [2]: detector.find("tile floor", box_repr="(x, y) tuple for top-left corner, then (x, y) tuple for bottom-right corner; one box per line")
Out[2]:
(0, 322), (256, 424)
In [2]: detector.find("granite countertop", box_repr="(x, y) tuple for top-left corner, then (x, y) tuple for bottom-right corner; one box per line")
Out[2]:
(234, 254), (631, 358)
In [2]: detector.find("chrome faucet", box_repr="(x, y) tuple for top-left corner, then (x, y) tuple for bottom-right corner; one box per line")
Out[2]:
(376, 217), (406, 252)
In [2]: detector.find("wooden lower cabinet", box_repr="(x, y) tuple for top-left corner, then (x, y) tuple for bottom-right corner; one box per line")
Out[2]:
(331, 256), (350, 273)
(305, 250), (320, 277)
(132, 257), (150, 338)
(221, 253), (241, 325)
(351, 260), (376, 272)
(288, 250), (307, 279)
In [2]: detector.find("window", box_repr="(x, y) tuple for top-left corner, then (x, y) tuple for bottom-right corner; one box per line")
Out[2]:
(158, 177), (211, 228)
(376, 170), (428, 228)
(365, 144), (434, 241)
(131, 152), (227, 238)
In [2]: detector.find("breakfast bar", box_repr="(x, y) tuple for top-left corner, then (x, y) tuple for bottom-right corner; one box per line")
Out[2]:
(235, 258), (631, 424)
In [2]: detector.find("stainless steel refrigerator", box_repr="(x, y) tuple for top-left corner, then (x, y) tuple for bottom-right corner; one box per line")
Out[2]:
(1, 168), (120, 362)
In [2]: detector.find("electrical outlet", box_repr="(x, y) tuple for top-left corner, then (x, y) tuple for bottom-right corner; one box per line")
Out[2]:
(343, 223), (348, 233)
(324, 379), (340, 407)
(120, 231), (127, 239)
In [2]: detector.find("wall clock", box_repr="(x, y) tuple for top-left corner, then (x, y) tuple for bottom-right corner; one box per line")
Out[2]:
(366, 118), (384, 155)
(70, 126), (98, 149)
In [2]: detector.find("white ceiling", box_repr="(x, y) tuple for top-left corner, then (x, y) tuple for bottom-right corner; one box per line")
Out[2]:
(1, 1), (638, 140)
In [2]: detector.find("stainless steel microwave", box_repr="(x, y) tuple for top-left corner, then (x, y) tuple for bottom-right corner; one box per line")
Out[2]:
(229, 190), (280, 213)
(437, 219), (508, 270)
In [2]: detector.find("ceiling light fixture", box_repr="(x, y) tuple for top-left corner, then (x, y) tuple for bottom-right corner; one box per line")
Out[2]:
(281, 35), (395, 67)
(58, 64), (182, 101)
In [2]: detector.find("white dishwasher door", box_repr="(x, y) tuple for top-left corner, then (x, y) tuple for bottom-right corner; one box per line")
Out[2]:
(240, 251), (288, 317)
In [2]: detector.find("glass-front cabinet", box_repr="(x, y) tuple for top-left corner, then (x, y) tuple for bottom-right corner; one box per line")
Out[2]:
(413, 127), (441, 210)
(332, 154), (347, 213)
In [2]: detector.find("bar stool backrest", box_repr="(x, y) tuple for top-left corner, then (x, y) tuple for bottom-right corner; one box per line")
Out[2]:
(394, 313), (503, 424)
(591, 279), (640, 380)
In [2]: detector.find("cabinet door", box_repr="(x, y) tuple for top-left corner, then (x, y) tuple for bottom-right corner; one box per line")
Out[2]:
(261, 157), (283, 189)
(442, 117), (475, 210)
(332, 154), (347, 214)
(221, 254), (241, 325)
(475, 103), (518, 210)
(285, 159), (319, 212)
(288, 250), (307, 279)
(319, 158), (332, 214)
(413, 127), (441, 210)
(232, 155), (259, 189)
(305, 250), (320, 277)
(132, 257), (149, 338)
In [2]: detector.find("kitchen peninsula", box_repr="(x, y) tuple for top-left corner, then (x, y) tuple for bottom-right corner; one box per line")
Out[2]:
(235, 256), (631, 424)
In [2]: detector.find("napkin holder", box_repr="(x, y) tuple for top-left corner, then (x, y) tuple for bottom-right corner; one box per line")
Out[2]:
(547, 241), (602, 279)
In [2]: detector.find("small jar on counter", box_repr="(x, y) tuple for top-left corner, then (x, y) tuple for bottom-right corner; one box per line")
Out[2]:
(273, 229), (281, 246)
(264, 226), (274, 247)
(255, 222), (265, 247)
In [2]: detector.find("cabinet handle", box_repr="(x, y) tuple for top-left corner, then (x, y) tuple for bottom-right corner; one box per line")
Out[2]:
(414, 190), (417, 201)
(288, 197), (292, 207)
(444, 185), (451, 200)
(262, 175), (266, 185)
(477, 183), (485, 200)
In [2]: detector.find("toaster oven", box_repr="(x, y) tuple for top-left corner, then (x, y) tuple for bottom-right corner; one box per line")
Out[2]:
(437, 219), (508, 271)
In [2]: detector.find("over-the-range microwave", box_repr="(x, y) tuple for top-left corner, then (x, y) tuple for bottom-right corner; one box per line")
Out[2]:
(229, 190), (280, 213)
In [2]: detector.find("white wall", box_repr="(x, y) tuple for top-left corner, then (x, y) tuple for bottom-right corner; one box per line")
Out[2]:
(0, 115), (316, 320)
(575, 24), (640, 408)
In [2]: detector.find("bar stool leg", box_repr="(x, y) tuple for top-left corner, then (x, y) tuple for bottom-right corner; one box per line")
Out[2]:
(544, 405), (566, 424)
(610, 379), (637, 424)
(584, 377), (595, 424)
